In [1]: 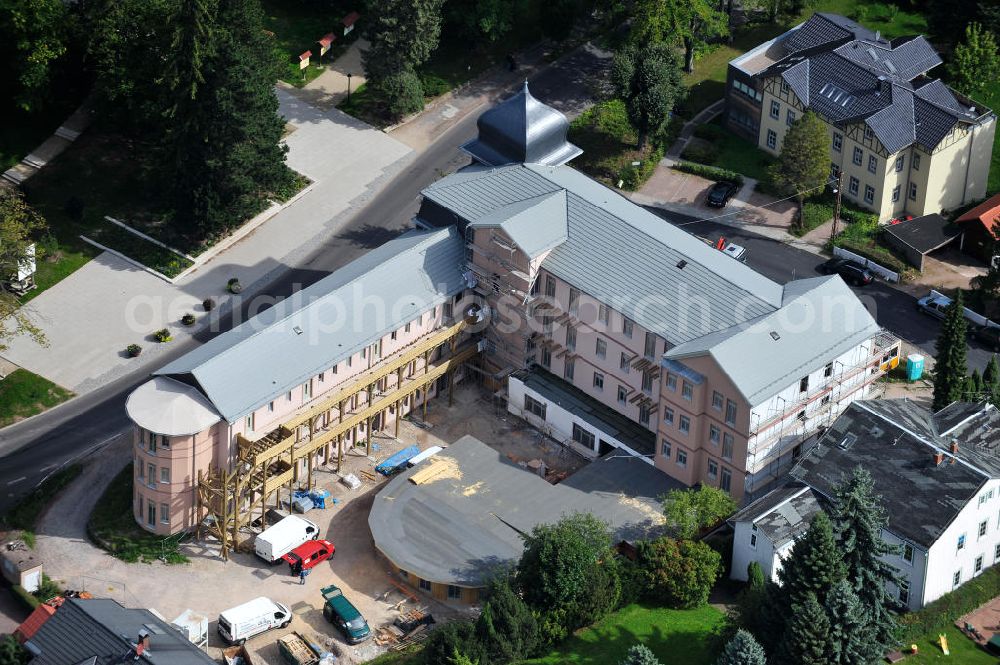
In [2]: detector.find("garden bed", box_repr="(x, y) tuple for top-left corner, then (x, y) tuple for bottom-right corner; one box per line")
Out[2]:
(568, 99), (666, 191)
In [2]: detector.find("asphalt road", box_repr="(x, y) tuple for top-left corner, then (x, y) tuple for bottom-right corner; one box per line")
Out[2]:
(0, 47), (612, 515)
(643, 206), (996, 373)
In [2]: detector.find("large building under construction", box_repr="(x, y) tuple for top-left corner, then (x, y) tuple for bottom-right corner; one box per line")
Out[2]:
(125, 83), (899, 546)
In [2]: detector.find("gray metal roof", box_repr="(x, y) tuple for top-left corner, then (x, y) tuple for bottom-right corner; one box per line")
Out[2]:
(26, 598), (214, 665)
(665, 276), (879, 406)
(461, 82), (582, 167)
(368, 435), (672, 586)
(422, 163), (784, 344)
(467, 190), (568, 258)
(154, 227), (466, 422)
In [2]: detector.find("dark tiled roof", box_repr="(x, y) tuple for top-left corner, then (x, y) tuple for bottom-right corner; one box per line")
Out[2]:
(783, 13), (867, 55)
(883, 214), (962, 254)
(730, 483), (825, 547)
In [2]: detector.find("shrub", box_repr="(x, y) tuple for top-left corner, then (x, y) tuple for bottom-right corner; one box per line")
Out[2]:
(619, 145), (664, 191)
(226, 278), (242, 294)
(126, 344), (142, 357)
(378, 68), (425, 119)
(19, 531), (35, 548)
(672, 161), (744, 186)
(638, 537), (722, 609)
(153, 329), (172, 343)
(0, 634), (30, 664)
(680, 141), (719, 165)
(898, 563), (1000, 643)
(181, 313), (196, 326)
(10, 584), (39, 611)
(34, 574), (62, 603)
(227, 277), (239, 287)
(797, 201), (834, 236)
(202, 298), (215, 311)
(593, 99), (633, 140)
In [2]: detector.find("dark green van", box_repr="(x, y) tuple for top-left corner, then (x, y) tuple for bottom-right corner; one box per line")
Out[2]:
(320, 584), (371, 644)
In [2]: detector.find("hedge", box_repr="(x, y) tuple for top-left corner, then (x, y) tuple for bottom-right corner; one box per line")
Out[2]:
(834, 238), (909, 275)
(9, 584), (39, 611)
(672, 162), (745, 186)
(898, 564), (1000, 644)
(620, 145), (665, 190)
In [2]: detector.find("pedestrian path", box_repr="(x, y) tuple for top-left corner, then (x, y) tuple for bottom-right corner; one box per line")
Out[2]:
(666, 99), (725, 159)
(285, 39), (369, 111)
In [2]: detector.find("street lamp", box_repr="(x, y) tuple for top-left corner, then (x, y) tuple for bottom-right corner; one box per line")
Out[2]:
(829, 170), (844, 243)
(346, 73), (353, 104)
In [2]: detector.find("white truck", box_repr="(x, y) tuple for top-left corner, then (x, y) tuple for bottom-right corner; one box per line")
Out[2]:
(217, 597), (291, 645)
(254, 515), (320, 563)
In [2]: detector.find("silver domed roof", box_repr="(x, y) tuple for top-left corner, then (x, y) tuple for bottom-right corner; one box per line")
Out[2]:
(461, 82), (582, 167)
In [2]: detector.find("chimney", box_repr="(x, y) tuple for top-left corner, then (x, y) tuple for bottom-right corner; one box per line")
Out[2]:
(136, 629), (150, 656)
(934, 451), (944, 466)
(951, 440), (959, 454)
(877, 76), (886, 93)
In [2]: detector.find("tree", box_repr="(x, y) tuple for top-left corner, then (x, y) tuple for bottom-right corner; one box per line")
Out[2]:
(475, 575), (540, 663)
(449, 648), (478, 665)
(971, 221), (1000, 310)
(0, 0), (68, 112)
(619, 644), (662, 665)
(422, 620), (481, 665)
(631, 0), (728, 73)
(0, 635), (29, 665)
(769, 111), (830, 230)
(0, 191), (47, 352)
(611, 44), (684, 151)
(661, 485), (737, 540)
(540, 0), (585, 42)
(445, 0), (513, 44)
(747, 561), (765, 590)
(984, 354), (1000, 406)
(825, 579), (880, 665)
(777, 512), (845, 609)
(638, 537), (721, 608)
(947, 23), (1000, 96)
(830, 466), (901, 651)
(933, 291), (969, 411)
(716, 629), (766, 665)
(362, 0), (444, 82)
(377, 67), (426, 119)
(777, 592), (830, 665)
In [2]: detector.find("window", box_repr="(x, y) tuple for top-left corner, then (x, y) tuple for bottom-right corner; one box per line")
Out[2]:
(317, 372), (325, 383)
(799, 376), (809, 393)
(287, 390), (294, 400)
(642, 371), (653, 394)
(865, 126), (873, 141)
(895, 155), (904, 172)
(399, 569), (408, 580)
(661, 439), (671, 458)
(908, 182), (918, 200)
(677, 450), (688, 467)
(160, 467), (169, 483)
(268, 401), (275, 413)
(953, 570), (962, 588)
(419, 579), (432, 592)
(720, 468), (732, 492)
(770, 100), (780, 119)
(618, 385), (628, 404)
(824, 362), (834, 378)
(903, 543), (913, 563)
(786, 109), (796, 126)
(980, 520), (988, 538)
(766, 129), (777, 149)
(976, 556), (984, 574)
(710, 425), (721, 445)
(708, 459), (719, 479)
(958, 534), (967, 551)
(623, 318), (634, 338)
(524, 395), (547, 420)
(681, 381), (693, 401)
(593, 372), (604, 390)
(781, 80), (789, 93)
(404, 322), (411, 334)
(892, 185), (900, 202)
(596, 338), (607, 359)
(544, 275), (556, 298)
(725, 400), (737, 426)
(864, 184), (875, 204)
(913, 153), (920, 170)
(667, 374), (677, 391)
(448, 585), (462, 600)
(160, 503), (170, 524)
(569, 288), (580, 313)
(620, 352), (631, 373)
(148, 463), (156, 484)
(148, 434), (156, 454)
(572, 423), (594, 448)
(566, 326), (576, 350)
(848, 176), (859, 196)
(644, 332), (657, 358)
(540, 347), (551, 368)
(664, 407), (675, 425)
(712, 391), (723, 410)
(679, 416), (691, 434)
(995, 543), (1000, 561)
(147, 500), (155, 526)
(137, 460), (145, 480)
(639, 404), (651, 426)
(830, 163), (840, 179)
(599, 304), (609, 325)
(303, 381), (312, 400)
(898, 581), (909, 605)
(832, 132), (842, 152)
(564, 358), (575, 381)
(853, 146), (863, 166)
(723, 433), (734, 460)
(750, 532), (757, 549)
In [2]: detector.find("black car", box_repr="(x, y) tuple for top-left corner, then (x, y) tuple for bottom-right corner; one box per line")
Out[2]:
(975, 325), (1000, 352)
(706, 181), (739, 208)
(818, 258), (874, 286)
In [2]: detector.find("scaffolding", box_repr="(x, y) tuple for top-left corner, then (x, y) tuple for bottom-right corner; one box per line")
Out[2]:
(196, 318), (478, 559)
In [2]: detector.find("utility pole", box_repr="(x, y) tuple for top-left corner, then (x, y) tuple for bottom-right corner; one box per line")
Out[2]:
(830, 170), (844, 243)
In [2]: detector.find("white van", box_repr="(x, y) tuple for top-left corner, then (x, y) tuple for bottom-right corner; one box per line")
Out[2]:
(255, 515), (319, 563)
(217, 597), (291, 645)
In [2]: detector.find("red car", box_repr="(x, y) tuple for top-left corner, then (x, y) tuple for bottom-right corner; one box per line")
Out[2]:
(281, 539), (335, 575)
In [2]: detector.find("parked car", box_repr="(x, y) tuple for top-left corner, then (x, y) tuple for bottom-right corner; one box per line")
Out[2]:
(818, 258), (873, 286)
(254, 515), (320, 563)
(916, 291), (995, 334)
(975, 325), (1000, 351)
(217, 597), (291, 645)
(706, 181), (739, 207)
(281, 539), (335, 575)
(721, 243), (747, 263)
(321, 584), (371, 644)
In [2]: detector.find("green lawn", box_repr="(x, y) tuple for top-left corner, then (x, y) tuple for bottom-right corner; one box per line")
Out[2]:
(261, 0), (359, 86)
(1, 464), (82, 531)
(904, 626), (996, 664)
(568, 100), (664, 190)
(684, 118), (776, 181)
(0, 369), (74, 429)
(520, 604), (725, 665)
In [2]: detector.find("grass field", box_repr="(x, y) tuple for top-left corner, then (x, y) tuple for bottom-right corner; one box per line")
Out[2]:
(0, 463), (82, 531)
(904, 626), (996, 664)
(0, 369), (74, 429)
(520, 604), (725, 665)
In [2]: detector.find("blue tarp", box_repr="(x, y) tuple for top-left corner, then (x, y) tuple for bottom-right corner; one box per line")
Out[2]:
(310, 489), (332, 509)
(375, 445), (421, 476)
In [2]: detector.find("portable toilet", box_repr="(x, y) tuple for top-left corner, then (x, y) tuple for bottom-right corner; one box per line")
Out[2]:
(309, 488), (331, 509)
(906, 354), (925, 381)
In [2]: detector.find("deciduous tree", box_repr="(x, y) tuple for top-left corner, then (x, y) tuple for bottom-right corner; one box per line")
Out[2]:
(362, 0), (444, 81)
(769, 111), (830, 229)
(660, 484), (737, 539)
(716, 629), (766, 665)
(631, 0), (728, 73)
(933, 291), (969, 411)
(0, 0), (68, 111)
(611, 44), (684, 150)
(947, 22), (1000, 95)
(0, 191), (47, 351)
(638, 537), (721, 608)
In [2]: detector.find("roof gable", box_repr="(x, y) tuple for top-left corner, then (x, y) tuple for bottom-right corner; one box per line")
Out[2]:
(468, 190), (568, 258)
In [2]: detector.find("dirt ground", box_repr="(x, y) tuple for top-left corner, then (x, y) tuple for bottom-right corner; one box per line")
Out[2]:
(21, 383), (585, 663)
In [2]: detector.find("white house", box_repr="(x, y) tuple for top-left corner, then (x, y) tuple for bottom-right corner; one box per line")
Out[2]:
(730, 399), (1000, 611)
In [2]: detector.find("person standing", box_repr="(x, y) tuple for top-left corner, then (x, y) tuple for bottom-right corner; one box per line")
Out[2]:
(299, 568), (307, 585)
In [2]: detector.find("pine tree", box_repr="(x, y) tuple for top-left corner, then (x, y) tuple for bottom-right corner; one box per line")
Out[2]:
(475, 576), (539, 663)
(777, 512), (845, 609)
(716, 629), (766, 665)
(831, 466), (901, 651)
(970, 369), (985, 400)
(985, 355), (1000, 406)
(619, 644), (662, 665)
(825, 579), (880, 665)
(747, 561), (765, 590)
(778, 592), (830, 665)
(933, 291), (969, 411)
